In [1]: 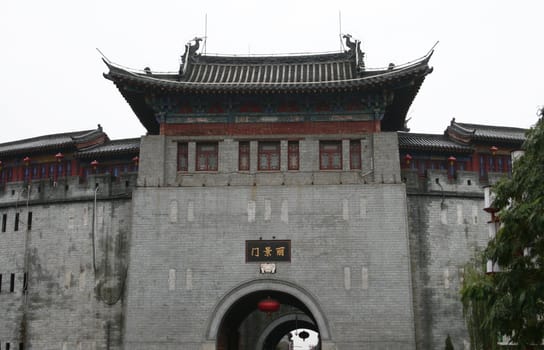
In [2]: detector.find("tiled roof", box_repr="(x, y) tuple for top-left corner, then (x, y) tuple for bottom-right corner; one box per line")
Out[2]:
(184, 53), (356, 85)
(398, 132), (473, 153)
(189, 51), (351, 64)
(0, 129), (101, 157)
(447, 119), (527, 144)
(75, 138), (140, 158)
(104, 48), (433, 134)
(104, 53), (432, 93)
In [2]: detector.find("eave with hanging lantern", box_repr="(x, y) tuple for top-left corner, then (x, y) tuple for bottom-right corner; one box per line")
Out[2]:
(0, 127), (140, 185)
(399, 119), (527, 185)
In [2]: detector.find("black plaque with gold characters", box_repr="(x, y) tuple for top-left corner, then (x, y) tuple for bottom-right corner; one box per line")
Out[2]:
(245, 240), (291, 262)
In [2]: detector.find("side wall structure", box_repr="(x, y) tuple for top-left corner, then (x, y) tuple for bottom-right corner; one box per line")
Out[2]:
(0, 175), (134, 350)
(406, 171), (491, 350)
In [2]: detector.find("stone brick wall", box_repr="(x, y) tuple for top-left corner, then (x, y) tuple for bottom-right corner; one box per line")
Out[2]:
(0, 128), (503, 350)
(124, 183), (416, 349)
(0, 174), (135, 350)
(123, 131), (416, 349)
(140, 132), (401, 188)
(407, 193), (489, 350)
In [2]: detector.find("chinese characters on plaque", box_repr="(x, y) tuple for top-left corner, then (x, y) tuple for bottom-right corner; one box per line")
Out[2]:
(245, 240), (291, 262)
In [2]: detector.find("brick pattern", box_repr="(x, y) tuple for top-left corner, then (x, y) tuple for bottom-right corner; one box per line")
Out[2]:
(407, 195), (488, 350)
(0, 128), (500, 349)
(124, 184), (416, 349)
(0, 175), (135, 350)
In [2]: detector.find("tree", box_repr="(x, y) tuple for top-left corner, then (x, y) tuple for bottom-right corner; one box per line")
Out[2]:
(462, 114), (544, 349)
(445, 334), (455, 350)
(461, 257), (501, 350)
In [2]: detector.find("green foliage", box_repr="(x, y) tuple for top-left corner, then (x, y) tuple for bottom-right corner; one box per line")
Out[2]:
(461, 258), (500, 350)
(445, 334), (455, 350)
(462, 115), (544, 349)
(487, 116), (544, 348)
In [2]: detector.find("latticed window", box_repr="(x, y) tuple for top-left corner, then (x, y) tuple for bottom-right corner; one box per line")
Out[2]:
(320, 141), (342, 170)
(177, 143), (188, 171)
(479, 154), (512, 179)
(258, 142), (280, 171)
(350, 140), (361, 170)
(239, 141), (250, 171)
(288, 141), (299, 170)
(196, 143), (218, 171)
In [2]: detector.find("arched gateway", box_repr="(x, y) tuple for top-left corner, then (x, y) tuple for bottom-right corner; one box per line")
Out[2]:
(204, 279), (331, 349)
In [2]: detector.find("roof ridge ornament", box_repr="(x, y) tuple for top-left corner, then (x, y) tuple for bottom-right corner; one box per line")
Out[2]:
(342, 34), (365, 71)
(180, 37), (203, 78)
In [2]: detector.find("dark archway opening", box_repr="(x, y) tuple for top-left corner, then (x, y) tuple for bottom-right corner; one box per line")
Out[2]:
(216, 290), (320, 350)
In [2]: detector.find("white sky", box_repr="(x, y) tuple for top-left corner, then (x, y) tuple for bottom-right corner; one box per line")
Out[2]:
(2, 0), (543, 143)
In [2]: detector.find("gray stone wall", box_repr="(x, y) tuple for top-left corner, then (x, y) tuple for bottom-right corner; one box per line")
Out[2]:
(124, 184), (416, 349)
(137, 135), (166, 187)
(0, 174), (135, 350)
(407, 193), (489, 350)
(150, 132), (401, 188)
(123, 131), (416, 349)
(0, 128), (503, 350)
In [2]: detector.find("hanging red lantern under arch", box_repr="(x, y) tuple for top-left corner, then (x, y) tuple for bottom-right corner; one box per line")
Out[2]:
(23, 156), (31, 166)
(404, 154), (412, 166)
(448, 156), (456, 166)
(55, 152), (65, 162)
(258, 297), (280, 315)
(91, 160), (99, 170)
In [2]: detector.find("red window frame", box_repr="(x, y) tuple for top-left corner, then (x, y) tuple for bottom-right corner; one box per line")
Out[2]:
(350, 140), (361, 170)
(320, 141), (342, 170)
(7, 167), (13, 182)
(177, 143), (188, 171)
(258, 142), (280, 171)
(196, 142), (218, 171)
(239, 141), (250, 171)
(287, 141), (299, 170)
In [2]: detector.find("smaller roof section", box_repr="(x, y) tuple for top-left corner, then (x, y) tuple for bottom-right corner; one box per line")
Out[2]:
(0, 126), (107, 157)
(398, 132), (473, 153)
(75, 138), (140, 159)
(446, 118), (527, 145)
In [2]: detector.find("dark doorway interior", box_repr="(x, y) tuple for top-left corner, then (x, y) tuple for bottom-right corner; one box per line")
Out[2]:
(216, 290), (320, 350)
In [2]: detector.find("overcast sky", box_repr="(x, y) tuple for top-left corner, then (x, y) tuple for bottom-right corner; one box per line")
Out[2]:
(2, 0), (542, 143)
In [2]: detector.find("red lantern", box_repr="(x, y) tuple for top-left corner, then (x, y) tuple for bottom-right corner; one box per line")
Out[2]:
(258, 297), (280, 315)
(0, 160), (3, 171)
(404, 154), (412, 166)
(132, 156), (139, 166)
(23, 156), (31, 166)
(448, 156), (456, 166)
(55, 152), (65, 162)
(91, 160), (99, 171)
(490, 146), (498, 156)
